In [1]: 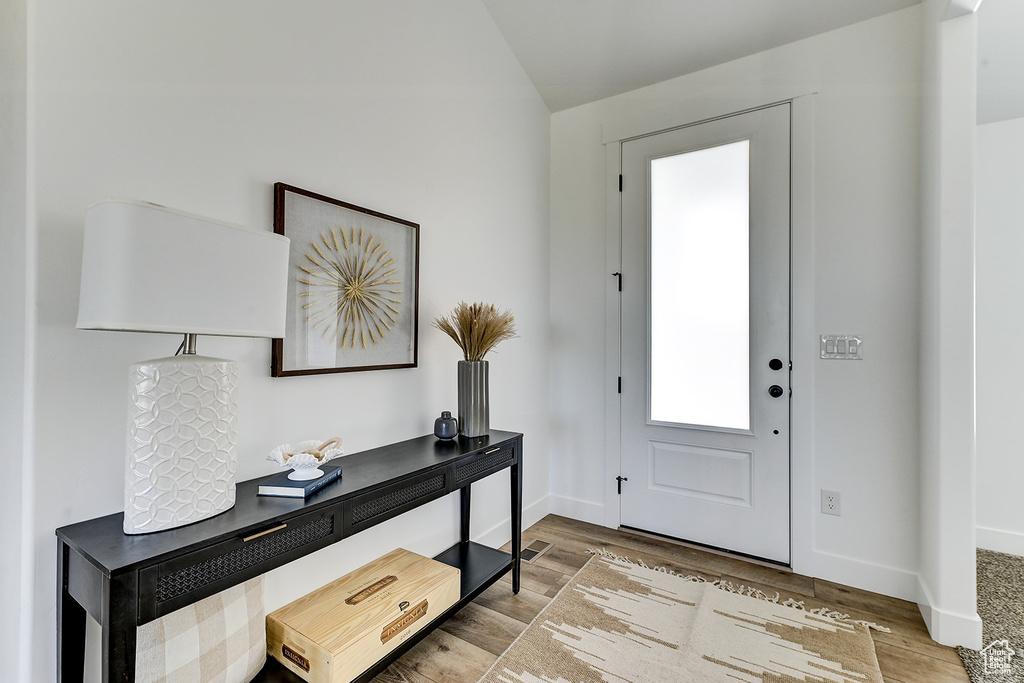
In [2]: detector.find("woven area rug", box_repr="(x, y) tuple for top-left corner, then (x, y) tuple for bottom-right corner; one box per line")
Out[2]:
(479, 551), (887, 683)
(957, 549), (1024, 682)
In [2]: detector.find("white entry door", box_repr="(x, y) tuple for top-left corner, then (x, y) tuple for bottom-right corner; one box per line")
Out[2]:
(619, 104), (791, 564)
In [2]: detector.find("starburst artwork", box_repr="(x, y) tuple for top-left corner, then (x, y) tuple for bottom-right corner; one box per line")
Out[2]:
(298, 227), (402, 349)
(272, 183), (420, 377)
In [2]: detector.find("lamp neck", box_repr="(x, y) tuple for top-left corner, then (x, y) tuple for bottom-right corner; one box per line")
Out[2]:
(182, 333), (197, 355)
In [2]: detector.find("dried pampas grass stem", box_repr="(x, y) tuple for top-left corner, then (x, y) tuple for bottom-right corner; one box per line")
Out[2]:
(432, 302), (517, 362)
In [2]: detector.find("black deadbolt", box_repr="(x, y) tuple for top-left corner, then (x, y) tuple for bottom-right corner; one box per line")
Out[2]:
(769, 358), (784, 371)
(768, 385), (785, 398)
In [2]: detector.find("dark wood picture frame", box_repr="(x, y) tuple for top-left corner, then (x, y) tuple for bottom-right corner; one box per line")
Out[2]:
(271, 183), (419, 377)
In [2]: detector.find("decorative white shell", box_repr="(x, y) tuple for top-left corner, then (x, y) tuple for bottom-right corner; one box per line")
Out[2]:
(282, 451), (323, 469)
(268, 439), (344, 468)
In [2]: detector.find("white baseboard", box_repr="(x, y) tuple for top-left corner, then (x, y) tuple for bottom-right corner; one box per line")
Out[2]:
(501, 499), (987, 646)
(797, 549), (983, 647)
(917, 576), (983, 649)
(547, 495), (606, 526)
(977, 525), (1024, 556)
(473, 496), (551, 549)
(544, 506), (923, 607)
(795, 549), (920, 603)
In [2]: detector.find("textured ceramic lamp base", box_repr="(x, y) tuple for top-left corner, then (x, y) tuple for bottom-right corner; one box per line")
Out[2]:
(458, 360), (489, 438)
(124, 355), (238, 535)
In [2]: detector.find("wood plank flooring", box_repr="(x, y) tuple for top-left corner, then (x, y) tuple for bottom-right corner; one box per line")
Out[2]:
(372, 514), (969, 683)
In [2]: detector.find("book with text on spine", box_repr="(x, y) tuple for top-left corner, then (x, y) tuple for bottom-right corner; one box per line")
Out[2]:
(257, 465), (342, 498)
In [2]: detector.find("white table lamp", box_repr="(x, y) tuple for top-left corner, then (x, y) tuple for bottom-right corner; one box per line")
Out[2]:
(78, 200), (290, 534)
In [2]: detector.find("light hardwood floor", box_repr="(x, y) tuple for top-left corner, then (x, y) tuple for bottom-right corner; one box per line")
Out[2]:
(373, 514), (970, 683)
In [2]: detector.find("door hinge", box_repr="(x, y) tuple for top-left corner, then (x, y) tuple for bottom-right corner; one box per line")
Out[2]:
(619, 174), (623, 192)
(617, 376), (622, 393)
(616, 475), (628, 494)
(613, 271), (621, 292)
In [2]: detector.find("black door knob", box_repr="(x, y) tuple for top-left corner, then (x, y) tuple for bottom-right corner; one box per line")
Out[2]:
(769, 358), (784, 371)
(768, 385), (785, 398)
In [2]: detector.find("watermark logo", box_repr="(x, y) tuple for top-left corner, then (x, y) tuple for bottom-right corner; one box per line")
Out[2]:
(982, 639), (1015, 675)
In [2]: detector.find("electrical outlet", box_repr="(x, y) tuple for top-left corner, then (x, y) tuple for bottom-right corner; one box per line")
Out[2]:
(821, 490), (841, 516)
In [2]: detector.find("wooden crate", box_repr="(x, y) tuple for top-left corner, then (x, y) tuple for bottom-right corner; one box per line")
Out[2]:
(266, 548), (461, 683)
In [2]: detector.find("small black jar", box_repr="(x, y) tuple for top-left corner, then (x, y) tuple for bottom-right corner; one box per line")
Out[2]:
(434, 411), (458, 440)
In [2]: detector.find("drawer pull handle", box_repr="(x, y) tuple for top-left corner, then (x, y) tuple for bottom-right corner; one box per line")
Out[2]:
(484, 447), (501, 455)
(242, 523), (287, 542)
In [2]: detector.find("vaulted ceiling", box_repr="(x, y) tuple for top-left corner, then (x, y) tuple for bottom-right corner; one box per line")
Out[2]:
(978, 0), (1024, 124)
(481, 0), (1024, 123)
(480, 0), (921, 113)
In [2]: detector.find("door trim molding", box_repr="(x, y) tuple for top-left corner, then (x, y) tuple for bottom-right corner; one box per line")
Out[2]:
(602, 89), (818, 145)
(602, 94), (817, 571)
(603, 140), (623, 530)
(788, 94), (816, 574)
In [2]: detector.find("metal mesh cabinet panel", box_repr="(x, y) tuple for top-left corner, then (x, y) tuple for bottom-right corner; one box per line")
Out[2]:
(139, 508), (339, 621)
(455, 446), (515, 485)
(156, 515), (334, 602)
(348, 472), (448, 531)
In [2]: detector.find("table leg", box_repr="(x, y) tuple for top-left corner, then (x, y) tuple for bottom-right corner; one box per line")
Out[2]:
(511, 453), (522, 594)
(460, 485), (471, 543)
(105, 573), (138, 683)
(58, 542), (86, 683)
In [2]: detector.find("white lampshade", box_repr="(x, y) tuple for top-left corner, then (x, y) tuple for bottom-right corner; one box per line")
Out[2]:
(77, 199), (289, 337)
(77, 199), (290, 535)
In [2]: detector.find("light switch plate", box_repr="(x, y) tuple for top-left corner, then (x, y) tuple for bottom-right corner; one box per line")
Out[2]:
(820, 334), (862, 360)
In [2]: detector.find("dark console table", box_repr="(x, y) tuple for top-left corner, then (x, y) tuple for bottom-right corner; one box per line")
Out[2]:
(56, 430), (523, 683)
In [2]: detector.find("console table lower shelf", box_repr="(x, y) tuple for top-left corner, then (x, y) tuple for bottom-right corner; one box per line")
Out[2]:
(256, 540), (512, 683)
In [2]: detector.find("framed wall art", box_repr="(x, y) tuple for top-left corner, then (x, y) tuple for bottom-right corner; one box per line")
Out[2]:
(271, 183), (419, 376)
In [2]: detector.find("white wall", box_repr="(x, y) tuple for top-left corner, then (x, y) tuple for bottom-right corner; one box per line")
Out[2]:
(550, 8), (925, 600)
(0, 0), (33, 680)
(29, 2), (551, 681)
(976, 116), (1024, 555)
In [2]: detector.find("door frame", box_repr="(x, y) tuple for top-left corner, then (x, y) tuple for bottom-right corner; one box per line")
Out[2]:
(602, 94), (816, 573)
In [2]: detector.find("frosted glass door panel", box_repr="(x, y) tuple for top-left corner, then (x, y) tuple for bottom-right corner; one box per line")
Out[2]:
(650, 140), (750, 430)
